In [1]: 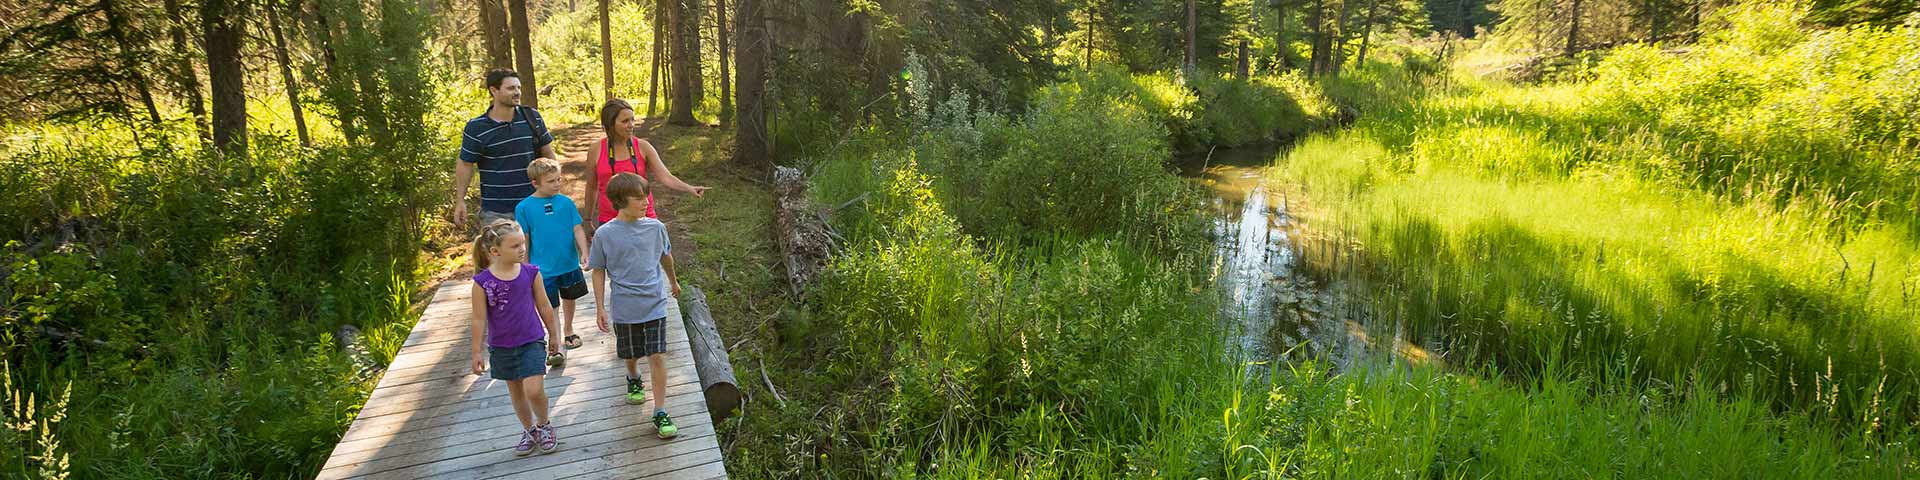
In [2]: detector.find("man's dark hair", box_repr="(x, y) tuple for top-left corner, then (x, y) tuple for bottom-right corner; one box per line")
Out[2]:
(485, 69), (519, 89)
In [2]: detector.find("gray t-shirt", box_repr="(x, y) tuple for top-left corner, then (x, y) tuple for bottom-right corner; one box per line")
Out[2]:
(588, 217), (672, 324)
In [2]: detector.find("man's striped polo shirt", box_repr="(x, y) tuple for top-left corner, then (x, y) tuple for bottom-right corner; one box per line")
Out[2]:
(460, 105), (555, 213)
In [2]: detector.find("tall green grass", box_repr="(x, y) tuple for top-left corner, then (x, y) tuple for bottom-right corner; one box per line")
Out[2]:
(1275, 3), (1920, 433)
(723, 44), (1914, 475)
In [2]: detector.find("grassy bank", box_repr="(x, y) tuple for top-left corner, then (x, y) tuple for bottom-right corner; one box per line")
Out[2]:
(720, 39), (1913, 475)
(1275, 2), (1920, 437)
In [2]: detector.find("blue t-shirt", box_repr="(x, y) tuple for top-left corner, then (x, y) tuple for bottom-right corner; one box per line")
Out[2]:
(515, 194), (584, 278)
(460, 106), (555, 213)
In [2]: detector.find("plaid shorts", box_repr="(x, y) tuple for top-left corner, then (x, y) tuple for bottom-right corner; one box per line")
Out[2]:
(613, 318), (668, 359)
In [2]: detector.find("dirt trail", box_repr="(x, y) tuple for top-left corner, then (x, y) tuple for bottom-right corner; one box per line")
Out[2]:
(551, 120), (701, 261)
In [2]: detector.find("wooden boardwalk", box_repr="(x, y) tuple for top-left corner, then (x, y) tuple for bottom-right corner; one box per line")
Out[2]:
(317, 280), (728, 479)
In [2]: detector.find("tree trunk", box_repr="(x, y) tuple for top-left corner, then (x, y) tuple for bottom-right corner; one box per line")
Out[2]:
(480, 0), (513, 69)
(1084, 2), (1094, 68)
(163, 0), (210, 143)
(1308, 0), (1329, 74)
(268, 0), (311, 145)
(1459, 0), (1473, 36)
(716, 0), (732, 126)
(687, 0), (704, 105)
(1236, 40), (1250, 78)
(202, 0), (247, 154)
(509, 0), (539, 108)
(1184, 0), (1197, 71)
(1356, 0), (1378, 65)
(668, 0), (703, 125)
(1565, 0), (1582, 55)
(601, 0), (615, 99)
(1274, 0), (1290, 70)
(661, 0), (674, 114)
(650, 0), (664, 116)
(1330, 0), (1353, 76)
(102, 0), (162, 124)
(734, 0), (768, 167)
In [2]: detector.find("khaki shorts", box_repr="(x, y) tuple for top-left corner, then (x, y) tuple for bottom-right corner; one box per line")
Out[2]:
(475, 209), (514, 232)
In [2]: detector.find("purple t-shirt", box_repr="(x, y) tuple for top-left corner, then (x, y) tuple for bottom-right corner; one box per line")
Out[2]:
(475, 263), (547, 348)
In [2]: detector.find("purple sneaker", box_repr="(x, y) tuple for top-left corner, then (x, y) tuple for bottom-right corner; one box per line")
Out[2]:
(536, 423), (559, 453)
(514, 430), (536, 456)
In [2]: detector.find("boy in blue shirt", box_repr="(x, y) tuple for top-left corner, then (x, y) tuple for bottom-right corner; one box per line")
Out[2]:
(515, 157), (590, 364)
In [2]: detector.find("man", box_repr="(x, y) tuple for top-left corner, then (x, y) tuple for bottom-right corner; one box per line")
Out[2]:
(452, 68), (559, 229)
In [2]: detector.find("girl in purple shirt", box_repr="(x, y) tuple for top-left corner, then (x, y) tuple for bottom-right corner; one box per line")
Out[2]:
(469, 219), (564, 456)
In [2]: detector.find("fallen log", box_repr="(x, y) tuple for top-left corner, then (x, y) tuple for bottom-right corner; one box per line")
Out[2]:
(772, 166), (833, 294)
(681, 286), (742, 423)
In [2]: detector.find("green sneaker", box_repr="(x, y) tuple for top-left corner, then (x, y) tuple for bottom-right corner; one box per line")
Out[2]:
(626, 377), (647, 405)
(653, 411), (678, 439)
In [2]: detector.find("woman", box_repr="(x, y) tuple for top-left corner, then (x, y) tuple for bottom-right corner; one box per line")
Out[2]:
(587, 99), (709, 234)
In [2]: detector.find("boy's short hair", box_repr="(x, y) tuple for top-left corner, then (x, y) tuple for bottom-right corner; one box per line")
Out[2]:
(527, 157), (562, 181)
(485, 69), (519, 89)
(605, 172), (650, 209)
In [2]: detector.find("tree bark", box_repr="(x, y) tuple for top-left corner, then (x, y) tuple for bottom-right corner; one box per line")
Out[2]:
(480, 0), (513, 69)
(1356, 0), (1379, 65)
(268, 0), (311, 145)
(1330, 0), (1353, 76)
(508, 0), (539, 108)
(1565, 0), (1582, 55)
(733, 0), (768, 167)
(686, 0), (704, 107)
(601, 0), (615, 99)
(661, 0), (674, 114)
(1236, 40), (1250, 78)
(650, 0), (665, 116)
(101, 0), (162, 124)
(715, 0), (732, 126)
(1308, 0), (1329, 74)
(1084, 2), (1094, 68)
(163, 0), (210, 143)
(680, 287), (742, 423)
(1184, 0), (1197, 71)
(202, 0), (247, 154)
(1274, 0), (1291, 70)
(668, 0), (703, 125)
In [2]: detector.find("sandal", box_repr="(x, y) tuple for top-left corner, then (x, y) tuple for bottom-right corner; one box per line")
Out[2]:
(564, 334), (582, 350)
(546, 351), (565, 366)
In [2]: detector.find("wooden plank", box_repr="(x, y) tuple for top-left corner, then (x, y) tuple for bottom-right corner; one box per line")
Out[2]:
(466, 430), (725, 478)
(323, 394), (715, 479)
(372, 335), (692, 392)
(389, 310), (689, 369)
(325, 278), (725, 479)
(404, 289), (680, 336)
(641, 459), (730, 480)
(372, 304), (692, 393)
(398, 298), (685, 351)
(353, 360), (700, 425)
(323, 389), (710, 478)
(338, 422), (718, 479)
(334, 372), (710, 455)
(542, 437), (727, 479)
(361, 343), (695, 414)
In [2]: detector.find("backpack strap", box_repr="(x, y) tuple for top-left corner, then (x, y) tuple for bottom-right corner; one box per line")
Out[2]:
(518, 105), (551, 147)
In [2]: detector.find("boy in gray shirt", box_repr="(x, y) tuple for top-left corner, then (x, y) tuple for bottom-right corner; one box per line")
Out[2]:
(589, 172), (682, 439)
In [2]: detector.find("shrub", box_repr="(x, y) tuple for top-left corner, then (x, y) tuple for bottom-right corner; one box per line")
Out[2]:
(936, 87), (1207, 251)
(1189, 74), (1311, 147)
